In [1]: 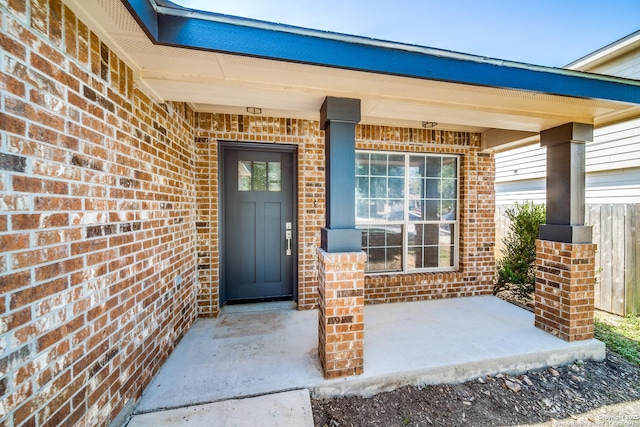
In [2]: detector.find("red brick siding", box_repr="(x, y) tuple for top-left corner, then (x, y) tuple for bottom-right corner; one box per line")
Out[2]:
(0, 1), (500, 423)
(357, 127), (496, 304)
(535, 240), (597, 341)
(195, 120), (496, 312)
(317, 250), (366, 379)
(1, 2), (197, 426)
(194, 115), (326, 314)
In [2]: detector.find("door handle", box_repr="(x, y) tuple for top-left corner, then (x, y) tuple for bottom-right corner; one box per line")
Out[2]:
(285, 221), (292, 256)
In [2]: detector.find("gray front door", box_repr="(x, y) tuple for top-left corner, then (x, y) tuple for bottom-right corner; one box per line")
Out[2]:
(222, 147), (294, 303)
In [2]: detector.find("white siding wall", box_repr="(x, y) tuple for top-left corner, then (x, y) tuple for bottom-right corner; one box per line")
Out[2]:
(586, 48), (640, 79)
(495, 118), (640, 205)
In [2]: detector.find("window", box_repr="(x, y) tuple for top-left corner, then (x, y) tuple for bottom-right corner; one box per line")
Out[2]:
(356, 151), (459, 273)
(238, 161), (281, 191)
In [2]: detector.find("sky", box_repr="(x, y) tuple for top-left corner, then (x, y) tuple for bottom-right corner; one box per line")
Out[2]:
(173, 0), (640, 68)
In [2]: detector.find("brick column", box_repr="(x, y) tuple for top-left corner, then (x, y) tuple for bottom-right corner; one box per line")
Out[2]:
(317, 249), (366, 378)
(535, 240), (597, 341)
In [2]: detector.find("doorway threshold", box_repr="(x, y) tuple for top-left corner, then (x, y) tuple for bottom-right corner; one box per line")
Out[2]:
(221, 300), (297, 314)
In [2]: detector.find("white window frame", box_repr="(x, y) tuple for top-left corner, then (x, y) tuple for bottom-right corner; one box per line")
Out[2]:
(356, 150), (460, 274)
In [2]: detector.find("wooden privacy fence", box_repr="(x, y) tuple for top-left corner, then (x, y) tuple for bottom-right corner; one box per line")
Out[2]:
(495, 204), (640, 316)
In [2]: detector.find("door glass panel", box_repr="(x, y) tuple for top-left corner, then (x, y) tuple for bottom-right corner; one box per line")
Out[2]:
(268, 162), (281, 192)
(253, 162), (267, 191)
(239, 161), (282, 192)
(238, 161), (252, 191)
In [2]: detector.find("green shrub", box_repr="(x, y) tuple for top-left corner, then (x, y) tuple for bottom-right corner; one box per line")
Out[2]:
(494, 201), (546, 300)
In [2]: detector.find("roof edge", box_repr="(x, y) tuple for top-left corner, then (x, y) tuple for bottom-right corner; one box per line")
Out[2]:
(156, 1), (640, 85)
(566, 30), (640, 71)
(121, 0), (640, 106)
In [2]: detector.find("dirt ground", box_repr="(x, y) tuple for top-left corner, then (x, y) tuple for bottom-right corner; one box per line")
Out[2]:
(312, 351), (640, 426)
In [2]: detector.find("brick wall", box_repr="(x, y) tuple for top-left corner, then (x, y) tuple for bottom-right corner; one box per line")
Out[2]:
(317, 250), (366, 379)
(535, 240), (597, 341)
(1, 1), (197, 426)
(195, 120), (495, 313)
(357, 127), (496, 304)
(0, 1), (497, 423)
(194, 114), (326, 315)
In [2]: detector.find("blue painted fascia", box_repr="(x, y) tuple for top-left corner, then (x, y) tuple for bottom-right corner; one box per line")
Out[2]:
(121, 0), (158, 40)
(122, 0), (640, 106)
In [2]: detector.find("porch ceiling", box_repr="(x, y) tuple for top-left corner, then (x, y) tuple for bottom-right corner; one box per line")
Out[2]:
(66, 0), (640, 151)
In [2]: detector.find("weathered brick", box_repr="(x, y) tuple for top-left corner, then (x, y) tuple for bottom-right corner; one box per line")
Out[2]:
(36, 228), (81, 247)
(7, 57), (64, 98)
(0, 344), (32, 376)
(1, 308), (32, 335)
(0, 70), (26, 97)
(37, 316), (83, 352)
(0, 376), (7, 397)
(72, 340), (109, 378)
(10, 277), (68, 310)
(30, 0), (49, 35)
(7, 0), (27, 15)
(14, 370), (71, 425)
(535, 240), (596, 341)
(27, 126), (62, 150)
(0, 31), (26, 61)
(41, 401), (71, 427)
(49, 0), (63, 46)
(12, 213), (68, 230)
(0, 270), (31, 294)
(12, 176), (67, 194)
(0, 233), (30, 252)
(0, 152), (27, 172)
(34, 196), (81, 211)
(35, 257), (84, 282)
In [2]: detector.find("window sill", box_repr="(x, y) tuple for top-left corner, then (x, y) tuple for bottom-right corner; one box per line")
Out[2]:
(364, 268), (459, 278)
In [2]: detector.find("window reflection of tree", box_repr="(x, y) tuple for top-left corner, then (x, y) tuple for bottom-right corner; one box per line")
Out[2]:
(357, 152), (458, 273)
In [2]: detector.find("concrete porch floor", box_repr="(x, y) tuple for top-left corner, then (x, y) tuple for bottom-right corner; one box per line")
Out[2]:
(130, 296), (604, 417)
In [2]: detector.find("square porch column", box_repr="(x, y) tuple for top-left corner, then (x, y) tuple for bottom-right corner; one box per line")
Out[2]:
(317, 97), (366, 378)
(319, 96), (362, 253)
(535, 123), (597, 341)
(535, 240), (597, 341)
(317, 249), (366, 378)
